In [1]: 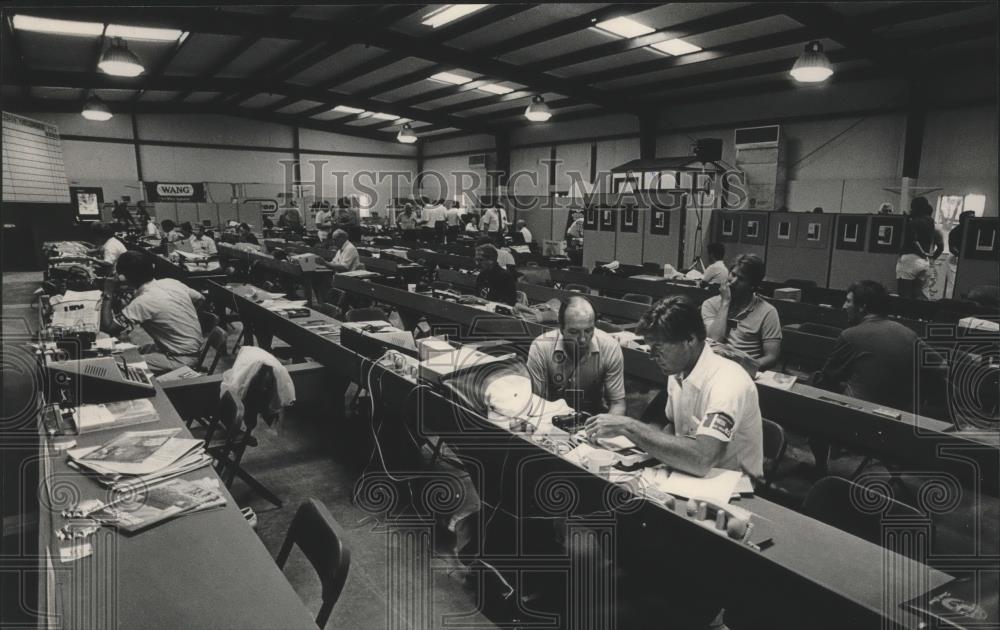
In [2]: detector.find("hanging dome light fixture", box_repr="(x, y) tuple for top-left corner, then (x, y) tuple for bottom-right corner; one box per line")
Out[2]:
(81, 94), (112, 121)
(397, 123), (418, 144)
(524, 95), (552, 122)
(790, 41), (833, 83)
(98, 37), (144, 77)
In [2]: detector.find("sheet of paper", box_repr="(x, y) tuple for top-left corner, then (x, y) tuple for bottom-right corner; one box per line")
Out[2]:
(597, 435), (637, 450)
(641, 467), (743, 506)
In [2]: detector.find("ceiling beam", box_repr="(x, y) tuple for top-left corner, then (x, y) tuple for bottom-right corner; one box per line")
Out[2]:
(130, 28), (192, 103)
(1, 96), (408, 143)
(356, 29), (642, 115)
(347, 4), (536, 100)
(217, 41), (328, 105)
(172, 6), (298, 103)
(473, 3), (654, 58)
(525, 4), (780, 73)
(14, 69), (500, 134)
(631, 20), (998, 100)
(574, 1), (986, 86)
(3, 15), (32, 99)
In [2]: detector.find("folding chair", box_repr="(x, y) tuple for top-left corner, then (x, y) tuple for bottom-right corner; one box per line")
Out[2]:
(276, 499), (352, 629)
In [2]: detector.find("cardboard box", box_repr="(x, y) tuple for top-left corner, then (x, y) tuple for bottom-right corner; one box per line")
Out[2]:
(773, 287), (802, 302)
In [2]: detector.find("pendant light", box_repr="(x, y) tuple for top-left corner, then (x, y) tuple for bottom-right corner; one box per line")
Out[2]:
(524, 95), (552, 122)
(81, 95), (112, 121)
(99, 37), (144, 77)
(397, 124), (418, 144)
(790, 41), (833, 83)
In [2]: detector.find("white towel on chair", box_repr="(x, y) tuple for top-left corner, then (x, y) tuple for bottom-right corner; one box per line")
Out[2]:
(220, 346), (296, 421)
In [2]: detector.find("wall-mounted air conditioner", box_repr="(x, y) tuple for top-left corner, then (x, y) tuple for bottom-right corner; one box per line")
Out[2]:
(734, 125), (781, 150)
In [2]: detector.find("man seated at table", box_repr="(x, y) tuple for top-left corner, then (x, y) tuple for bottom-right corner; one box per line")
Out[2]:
(87, 223), (127, 266)
(701, 253), (781, 370)
(477, 236), (515, 270)
(100, 251), (205, 374)
(474, 243), (517, 306)
(814, 280), (923, 411)
(526, 295), (626, 415)
(318, 229), (360, 272)
(237, 222), (259, 245)
(187, 224), (218, 256)
(277, 205), (304, 233)
(701, 242), (728, 286)
(515, 219), (533, 245)
(160, 219), (184, 243)
(582, 295), (763, 628)
(587, 295), (764, 478)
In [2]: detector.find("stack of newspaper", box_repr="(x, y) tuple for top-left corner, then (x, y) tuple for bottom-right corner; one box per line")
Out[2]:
(63, 429), (222, 533)
(66, 428), (212, 493)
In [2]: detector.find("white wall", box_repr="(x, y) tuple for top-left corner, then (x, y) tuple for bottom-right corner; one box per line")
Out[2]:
(24, 112), (418, 209)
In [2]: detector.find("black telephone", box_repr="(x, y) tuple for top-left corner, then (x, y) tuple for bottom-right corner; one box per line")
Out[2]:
(552, 411), (591, 433)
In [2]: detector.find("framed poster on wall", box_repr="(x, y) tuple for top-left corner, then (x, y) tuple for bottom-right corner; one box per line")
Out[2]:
(965, 220), (998, 260)
(584, 206), (599, 230)
(650, 207), (670, 235)
(868, 216), (902, 253)
(739, 213), (767, 245)
(599, 206), (616, 231)
(68, 186), (103, 219)
(620, 205), (639, 233)
(718, 214), (739, 243)
(835, 215), (866, 251)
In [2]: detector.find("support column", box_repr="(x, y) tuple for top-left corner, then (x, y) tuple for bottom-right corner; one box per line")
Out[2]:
(900, 84), (927, 211)
(639, 111), (657, 160)
(493, 132), (510, 201)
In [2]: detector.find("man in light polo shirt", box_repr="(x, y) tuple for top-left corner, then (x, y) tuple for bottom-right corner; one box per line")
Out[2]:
(526, 296), (626, 416)
(88, 223), (127, 266)
(319, 229), (360, 272)
(583, 295), (762, 628)
(701, 252), (782, 370)
(100, 251), (205, 374)
(587, 295), (763, 478)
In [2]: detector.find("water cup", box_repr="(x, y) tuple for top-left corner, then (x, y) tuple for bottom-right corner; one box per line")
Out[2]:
(587, 450), (618, 478)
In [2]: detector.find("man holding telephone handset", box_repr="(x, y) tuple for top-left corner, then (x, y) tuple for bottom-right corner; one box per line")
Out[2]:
(525, 295), (626, 418)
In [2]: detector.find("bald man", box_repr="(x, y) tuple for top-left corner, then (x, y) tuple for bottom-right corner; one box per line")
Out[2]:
(525, 296), (626, 415)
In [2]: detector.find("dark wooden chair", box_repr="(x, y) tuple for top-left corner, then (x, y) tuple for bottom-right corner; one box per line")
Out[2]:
(202, 365), (284, 507)
(803, 476), (924, 551)
(276, 499), (352, 629)
(194, 326), (229, 375)
(760, 418), (787, 489)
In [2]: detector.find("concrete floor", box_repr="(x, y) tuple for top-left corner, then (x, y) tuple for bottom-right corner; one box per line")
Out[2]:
(6, 270), (996, 629)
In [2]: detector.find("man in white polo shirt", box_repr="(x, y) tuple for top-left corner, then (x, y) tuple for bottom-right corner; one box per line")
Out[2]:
(319, 229), (360, 272)
(582, 294), (762, 629)
(587, 295), (763, 478)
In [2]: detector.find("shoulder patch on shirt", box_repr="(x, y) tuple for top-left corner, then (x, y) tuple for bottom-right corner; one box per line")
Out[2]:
(702, 412), (735, 440)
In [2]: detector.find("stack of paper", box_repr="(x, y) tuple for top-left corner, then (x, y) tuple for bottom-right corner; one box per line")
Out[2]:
(641, 466), (746, 506)
(755, 371), (798, 390)
(87, 476), (226, 534)
(71, 399), (160, 434)
(66, 429), (212, 493)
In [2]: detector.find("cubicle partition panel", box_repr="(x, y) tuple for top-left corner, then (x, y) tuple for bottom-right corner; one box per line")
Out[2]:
(196, 203), (219, 227)
(154, 202), (178, 224)
(238, 201), (263, 227)
(766, 212), (834, 286)
(954, 216), (1000, 297)
(644, 196), (684, 270)
(175, 203), (199, 227)
(614, 202), (644, 265)
(217, 203), (239, 226)
(828, 214), (898, 289)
